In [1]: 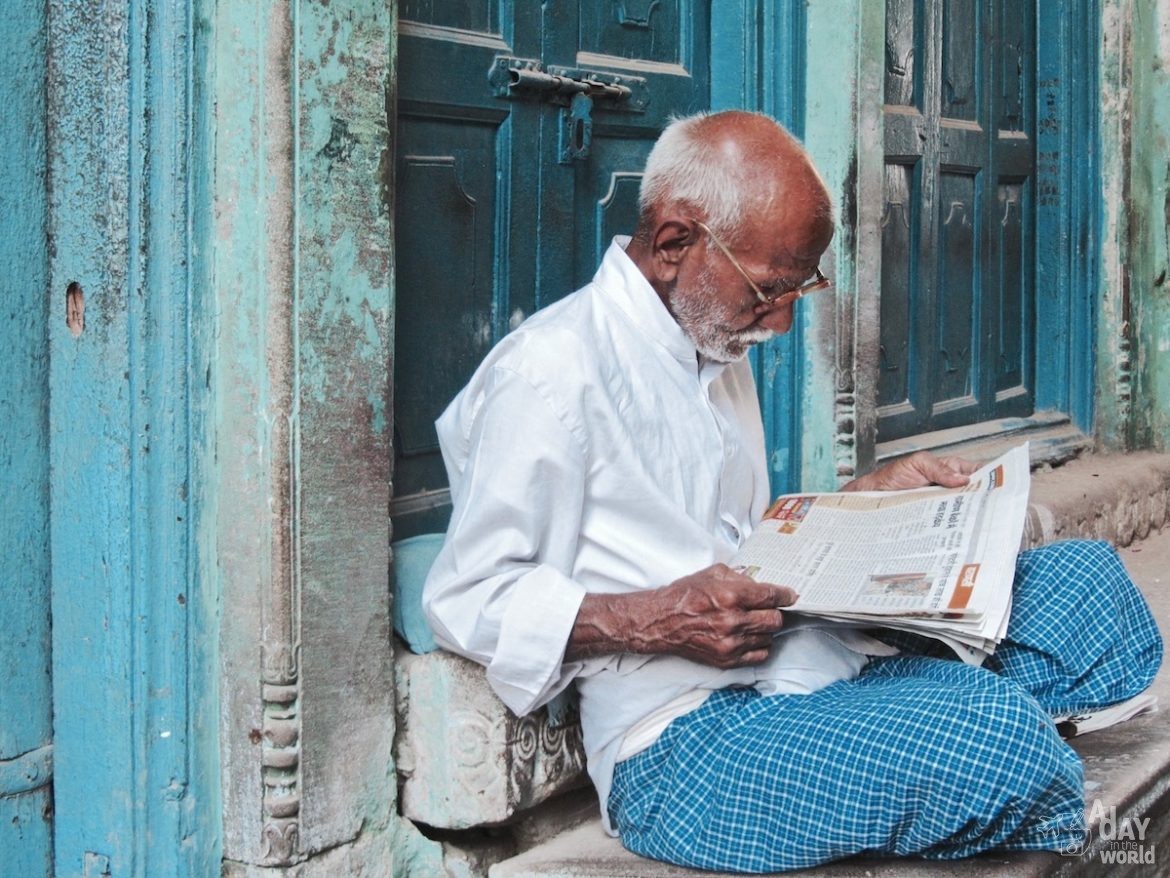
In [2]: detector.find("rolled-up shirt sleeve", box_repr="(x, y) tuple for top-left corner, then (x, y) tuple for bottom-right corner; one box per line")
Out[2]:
(422, 365), (589, 717)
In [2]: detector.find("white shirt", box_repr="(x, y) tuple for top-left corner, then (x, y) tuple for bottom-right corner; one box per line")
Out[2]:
(423, 238), (888, 834)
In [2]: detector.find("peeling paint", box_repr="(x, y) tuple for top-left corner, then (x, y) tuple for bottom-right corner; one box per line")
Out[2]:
(1129, 0), (1170, 449)
(801, 0), (879, 489)
(1097, 0), (1136, 449)
(66, 281), (85, 337)
(214, 0), (396, 868)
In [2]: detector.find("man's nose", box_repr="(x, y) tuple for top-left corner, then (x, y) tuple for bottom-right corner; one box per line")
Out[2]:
(755, 302), (794, 334)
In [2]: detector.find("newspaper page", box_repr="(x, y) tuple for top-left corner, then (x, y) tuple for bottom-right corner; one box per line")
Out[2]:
(732, 443), (1031, 662)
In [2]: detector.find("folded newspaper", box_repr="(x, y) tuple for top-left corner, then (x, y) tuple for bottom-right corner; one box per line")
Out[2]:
(733, 443), (1032, 666)
(1054, 692), (1158, 738)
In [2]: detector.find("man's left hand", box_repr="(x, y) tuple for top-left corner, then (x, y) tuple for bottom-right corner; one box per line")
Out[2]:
(841, 451), (979, 492)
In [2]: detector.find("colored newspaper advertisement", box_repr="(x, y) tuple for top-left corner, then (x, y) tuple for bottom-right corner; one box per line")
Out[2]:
(733, 443), (1032, 665)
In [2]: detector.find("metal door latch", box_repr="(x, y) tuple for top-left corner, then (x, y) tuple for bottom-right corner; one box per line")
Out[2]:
(506, 66), (633, 102)
(488, 56), (648, 109)
(560, 93), (593, 163)
(488, 56), (648, 163)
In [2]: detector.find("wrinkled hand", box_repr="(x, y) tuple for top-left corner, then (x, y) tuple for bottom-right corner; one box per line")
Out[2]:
(841, 451), (979, 492)
(644, 564), (796, 667)
(568, 564), (797, 668)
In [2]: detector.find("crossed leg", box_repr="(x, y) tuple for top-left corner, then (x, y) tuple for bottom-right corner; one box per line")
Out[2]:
(608, 540), (1162, 873)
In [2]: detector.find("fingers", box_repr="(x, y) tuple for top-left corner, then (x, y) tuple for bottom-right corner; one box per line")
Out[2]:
(843, 451), (980, 492)
(737, 581), (797, 609)
(907, 454), (982, 489)
(739, 648), (771, 665)
(710, 568), (797, 610)
(891, 452), (968, 488)
(772, 585), (798, 607)
(941, 455), (981, 476)
(741, 608), (785, 634)
(710, 632), (776, 669)
(927, 462), (970, 488)
(661, 565), (793, 668)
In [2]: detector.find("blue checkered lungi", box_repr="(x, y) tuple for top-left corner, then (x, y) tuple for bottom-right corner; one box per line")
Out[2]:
(608, 540), (1163, 873)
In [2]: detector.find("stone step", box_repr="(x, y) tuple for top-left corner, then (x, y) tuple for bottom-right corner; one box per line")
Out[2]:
(1021, 450), (1170, 549)
(489, 500), (1170, 877)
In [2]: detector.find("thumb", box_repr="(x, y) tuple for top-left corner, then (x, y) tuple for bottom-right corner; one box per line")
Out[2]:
(918, 455), (970, 488)
(933, 463), (970, 488)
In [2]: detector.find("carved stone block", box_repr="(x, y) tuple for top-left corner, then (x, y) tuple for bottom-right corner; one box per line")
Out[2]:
(394, 648), (587, 830)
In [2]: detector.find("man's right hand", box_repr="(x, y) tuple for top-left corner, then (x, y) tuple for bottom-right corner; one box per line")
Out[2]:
(566, 564), (796, 667)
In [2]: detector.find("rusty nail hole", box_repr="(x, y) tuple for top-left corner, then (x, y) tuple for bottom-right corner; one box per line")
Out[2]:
(66, 281), (85, 337)
(249, 728), (262, 745)
(177, 593), (186, 606)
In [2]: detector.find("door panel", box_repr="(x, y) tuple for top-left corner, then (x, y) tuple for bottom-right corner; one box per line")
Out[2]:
(568, 141), (654, 292)
(879, 162), (918, 414)
(995, 180), (1028, 396)
(393, 2), (710, 538)
(941, 0), (979, 121)
(577, 1), (683, 64)
(399, 0), (500, 32)
(394, 7), (542, 537)
(879, 0), (1034, 441)
(394, 123), (501, 499)
(935, 171), (978, 408)
(992, 0), (1035, 406)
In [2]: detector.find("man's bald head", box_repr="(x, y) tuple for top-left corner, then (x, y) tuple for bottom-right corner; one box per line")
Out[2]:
(624, 111), (836, 362)
(636, 111), (832, 248)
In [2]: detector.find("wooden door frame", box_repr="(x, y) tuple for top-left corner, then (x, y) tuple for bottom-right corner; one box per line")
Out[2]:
(44, 0), (220, 873)
(43, 0), (403, 873)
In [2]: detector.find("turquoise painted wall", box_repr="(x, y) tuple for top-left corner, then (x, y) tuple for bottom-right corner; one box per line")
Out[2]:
(1131, 0), (1170, 449)
(801, 0), (885, 489)
(0, 1), (52, 872)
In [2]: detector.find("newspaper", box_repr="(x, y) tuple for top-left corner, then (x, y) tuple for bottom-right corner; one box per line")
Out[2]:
(733, 443), (1032, 665)
(1054, 692), (1158, 738)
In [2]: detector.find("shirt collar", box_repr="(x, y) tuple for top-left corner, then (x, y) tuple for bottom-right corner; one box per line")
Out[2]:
(593, 236), (699, 365)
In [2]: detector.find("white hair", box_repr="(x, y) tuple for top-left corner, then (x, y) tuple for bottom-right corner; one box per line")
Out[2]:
(638, 111), (792, 242)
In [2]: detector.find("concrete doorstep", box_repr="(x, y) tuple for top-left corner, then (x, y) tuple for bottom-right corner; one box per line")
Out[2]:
(489, 454), (1170, 878)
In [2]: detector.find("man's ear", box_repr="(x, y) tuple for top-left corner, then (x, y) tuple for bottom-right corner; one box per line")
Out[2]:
(650, 218), (698, 284)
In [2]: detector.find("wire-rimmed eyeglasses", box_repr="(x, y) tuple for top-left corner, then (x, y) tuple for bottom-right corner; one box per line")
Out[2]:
(694, 220), (831, 308)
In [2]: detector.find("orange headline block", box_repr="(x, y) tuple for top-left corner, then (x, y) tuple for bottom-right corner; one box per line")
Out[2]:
(948, 563), (980, 611)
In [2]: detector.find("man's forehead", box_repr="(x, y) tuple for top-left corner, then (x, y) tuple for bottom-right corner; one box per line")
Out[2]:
(746, 198), (834, 268)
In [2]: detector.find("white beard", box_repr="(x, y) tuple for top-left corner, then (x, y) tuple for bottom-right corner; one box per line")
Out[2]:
(668, 263), (774, 363)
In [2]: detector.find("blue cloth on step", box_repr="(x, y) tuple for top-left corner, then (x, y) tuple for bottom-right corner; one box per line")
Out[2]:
(607, 539), (1162, 873)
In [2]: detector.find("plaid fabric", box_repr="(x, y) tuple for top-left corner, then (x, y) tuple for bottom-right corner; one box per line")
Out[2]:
(986, 540), (1162, 715)
(608, 540), (1163, 873)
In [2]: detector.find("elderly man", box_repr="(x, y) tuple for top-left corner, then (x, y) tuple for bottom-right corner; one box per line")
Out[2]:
(423, 111), (1160, 872)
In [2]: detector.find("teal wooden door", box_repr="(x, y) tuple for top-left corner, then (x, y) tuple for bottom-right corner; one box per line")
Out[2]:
(393, 1), (710, 538)
(879, 0), (1035, 440)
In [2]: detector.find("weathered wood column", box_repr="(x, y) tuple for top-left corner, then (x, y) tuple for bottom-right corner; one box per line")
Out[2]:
(212, 1), (422, 872)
